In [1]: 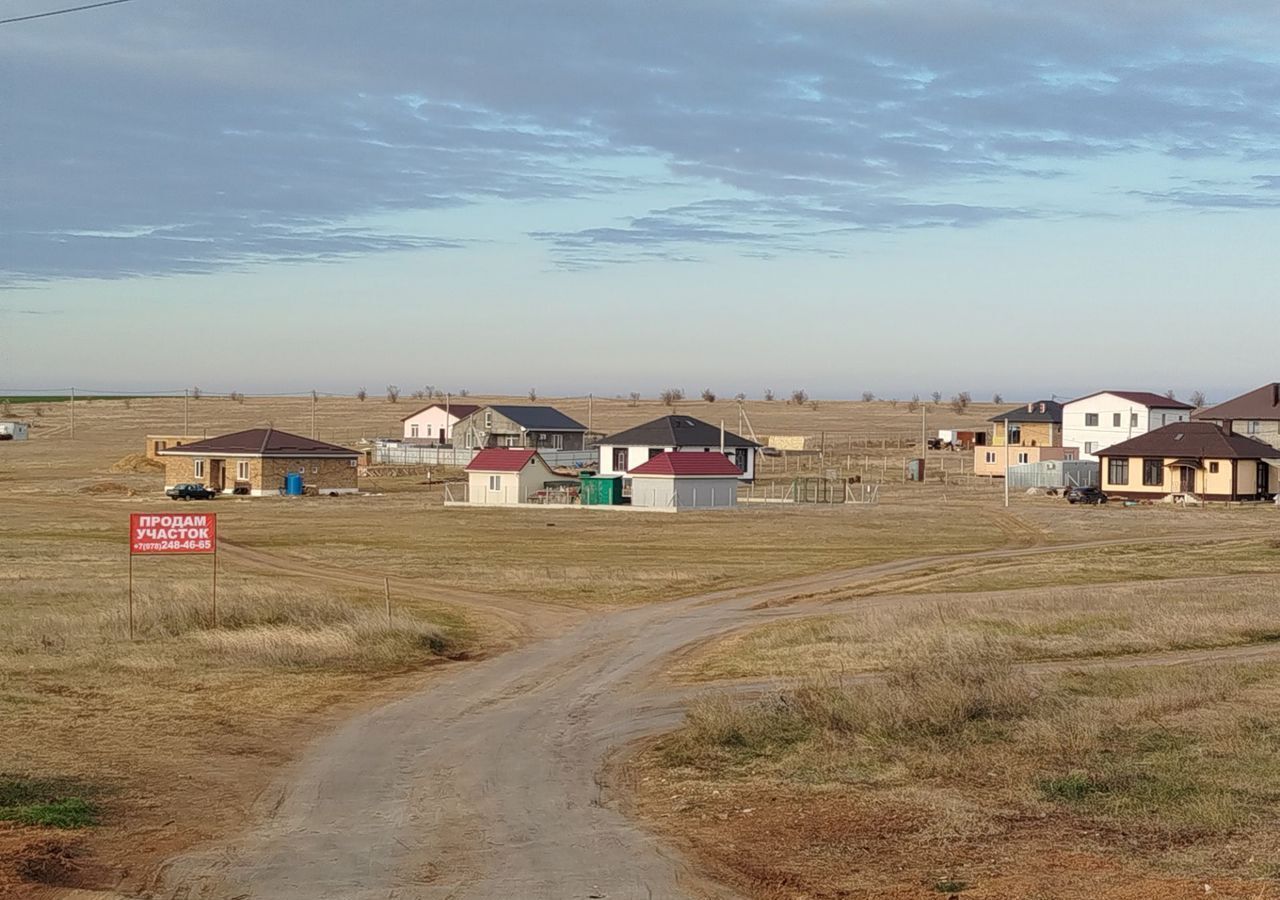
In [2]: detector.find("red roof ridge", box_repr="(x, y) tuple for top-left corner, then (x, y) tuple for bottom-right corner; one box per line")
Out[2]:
(628, 450), (743, 477)
(465, 447), (540, 472)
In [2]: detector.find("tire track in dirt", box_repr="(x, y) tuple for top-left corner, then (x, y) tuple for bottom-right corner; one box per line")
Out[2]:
(148, 526), (1279, 900)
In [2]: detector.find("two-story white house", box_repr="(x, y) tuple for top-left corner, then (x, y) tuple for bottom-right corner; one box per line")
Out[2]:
(1062, 391), (1195, 461)
(400, 403), (480, 444)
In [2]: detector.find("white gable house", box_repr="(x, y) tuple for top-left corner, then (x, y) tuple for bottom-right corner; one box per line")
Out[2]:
(1063, 391), (1195, 460)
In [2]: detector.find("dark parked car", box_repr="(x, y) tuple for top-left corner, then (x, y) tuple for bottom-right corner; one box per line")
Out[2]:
(166, 483), (217, 501)
(1065, 485), (1106, 505)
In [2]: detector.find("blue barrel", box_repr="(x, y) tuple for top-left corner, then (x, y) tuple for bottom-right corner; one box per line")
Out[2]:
(284, 472), (304, 495)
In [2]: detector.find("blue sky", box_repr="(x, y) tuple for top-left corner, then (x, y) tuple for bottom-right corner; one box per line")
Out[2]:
(3, 0), (1279, 400)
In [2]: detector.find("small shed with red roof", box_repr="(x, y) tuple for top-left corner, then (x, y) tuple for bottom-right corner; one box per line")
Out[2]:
(627, 451), (742, 509)
(463, 448), (573, 504)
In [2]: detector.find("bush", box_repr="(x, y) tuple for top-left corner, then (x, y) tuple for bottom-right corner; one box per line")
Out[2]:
(701, 388), (716, 403)
(763, 389), (775, 401)
(790, 389), (808, 405)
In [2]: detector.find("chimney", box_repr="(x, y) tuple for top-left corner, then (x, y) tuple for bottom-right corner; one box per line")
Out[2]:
(1027, 403), (1033, 413)
(1039, 402), (1046, 414)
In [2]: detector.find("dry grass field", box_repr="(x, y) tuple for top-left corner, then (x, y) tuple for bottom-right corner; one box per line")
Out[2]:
(631, 514), (1280, 898)
(3, 393), (1279, 897)
(0, 393), (1005, 895)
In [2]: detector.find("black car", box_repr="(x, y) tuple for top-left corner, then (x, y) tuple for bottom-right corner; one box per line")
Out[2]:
(1065, 485), (1106, 505)
(166, 483), (217, 501)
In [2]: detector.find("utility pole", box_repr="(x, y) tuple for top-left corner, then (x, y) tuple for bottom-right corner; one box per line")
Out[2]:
(1004, 414), (1011, 508)
(184, 388), (189, 435)
(588, 393), (593, 433)
(69, 386), (75, 439)
(920, 399), (926, 459)
(311, 390), (317, 439)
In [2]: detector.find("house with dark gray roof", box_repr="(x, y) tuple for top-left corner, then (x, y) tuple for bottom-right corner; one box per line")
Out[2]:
(156, 428), (360, 496)
(1194, 383), (1280, 450)
(598, 415), (759, 481)
(452, 405), (588, 451)
(1097, 421), (1280, 502)
(974, 401), (1076, 478)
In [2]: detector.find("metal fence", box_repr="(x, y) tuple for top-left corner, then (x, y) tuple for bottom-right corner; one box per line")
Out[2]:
(373, 442), (596, 469)
(1007, 460), (1099, 489)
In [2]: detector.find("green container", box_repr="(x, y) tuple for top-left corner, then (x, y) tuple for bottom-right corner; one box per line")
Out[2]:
(580, 473), (624, 505)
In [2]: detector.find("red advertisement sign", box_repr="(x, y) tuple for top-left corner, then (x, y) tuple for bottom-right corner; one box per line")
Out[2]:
(130, 512), (216, 554)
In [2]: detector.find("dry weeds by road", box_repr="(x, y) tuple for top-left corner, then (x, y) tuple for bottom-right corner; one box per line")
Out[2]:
(141, 524), (1280, 900)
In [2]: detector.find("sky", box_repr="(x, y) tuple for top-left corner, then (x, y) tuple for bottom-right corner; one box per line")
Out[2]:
(3, 0), (1279, 400)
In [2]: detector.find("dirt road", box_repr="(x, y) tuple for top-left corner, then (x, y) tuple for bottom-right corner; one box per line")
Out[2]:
(153, 531), (1280, 900)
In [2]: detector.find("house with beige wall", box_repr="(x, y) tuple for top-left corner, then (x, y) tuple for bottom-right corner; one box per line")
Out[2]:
(974, 400), (1077, 477)
(157, 428), (360, 496)
(1194, 383), (1280, 450)
(1097, 421), (1280, 502)
(462, 448), (573, 504)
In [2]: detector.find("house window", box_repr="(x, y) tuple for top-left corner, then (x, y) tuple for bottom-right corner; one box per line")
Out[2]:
(553, 434), (563, 450)
(1007, 423), (1021, 444)
(236, 460), (250, 480)
(1142, 458), (1164, 486)
(1017, 452), (1029, 464)
(985, 452), (996, 464)
(410, 424), (419, 437)
(1209, 461), (1220, 474)
(612, 447), (628, 471)
(484, 411), (492, 429)
(311, 464), (318, 474)
(1085, 413), (1099, 427)
(1131, 413), (1139, 427)
(1161, 414), (1168, 425)
(488, 475), (501, 492)
(1084, 442), (1096, 455)
(1248, 421), (1260, 435)
(193, 459), (205, 479)
(734, 447), (749, 473)
(1112, 413), (1121, 427)
(1108, 458), (1129, 485)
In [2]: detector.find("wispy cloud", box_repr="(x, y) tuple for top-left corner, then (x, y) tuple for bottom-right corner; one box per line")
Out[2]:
(6, 0), (1280, 281)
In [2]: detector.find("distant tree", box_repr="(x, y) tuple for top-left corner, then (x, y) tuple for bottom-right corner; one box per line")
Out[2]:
(411, 388), (427, 400)
(528, 387), (538, 402)
(191, 386), (202, 400)
(809, 400), (820, 410)
(992, 393), (1003, 404)
(629, 392), (641, 407)
(1165, 389), (1178, 401)
(907, 393), (921, 413)
(790, 389), (808, 405)
(861, 391), (875, 403)
(433, 388), (446, 400)
(931, 391), (942, 405)
(889, 398), (899, 408)
(660, 388), (685, 407)
(1189, 390), (1207, 407)
(958, 391), (972, 408)
(701, 388), (717, 403)
(386, 384), (401, 403)
(949, 392), (972, 414)
(311, 389), (319, 402)
(356, 387), (367, 402)
(229, 391), (245, 403)
(457, 388), (470, 397)
(424, 385), (436, 399)
(734, 392), (746, 402)
(763, 388), (776, 402)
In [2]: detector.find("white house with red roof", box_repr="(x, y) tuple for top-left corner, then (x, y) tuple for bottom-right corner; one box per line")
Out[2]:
(401, 402), (481, 444)
(627, 451), (742, 509)
(462, 448), (571, 504)
(1063, 391), (1195, 460)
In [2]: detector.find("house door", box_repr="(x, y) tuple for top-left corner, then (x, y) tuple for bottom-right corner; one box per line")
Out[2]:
(439, 428), (446, 443)
(612, 447), (628, 471)
(209, 459), (225, 492)
(734, 447), (749, 476)
(1259, 463), (1270, 496)
(1179, 466), (1197, 493)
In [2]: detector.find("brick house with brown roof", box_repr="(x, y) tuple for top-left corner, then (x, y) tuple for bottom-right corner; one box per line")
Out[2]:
(157, 428), (360, 496)
(1194, 383), (1280, 450)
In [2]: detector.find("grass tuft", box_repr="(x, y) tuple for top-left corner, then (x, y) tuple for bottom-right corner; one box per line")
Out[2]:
(0, 776), (98, 829)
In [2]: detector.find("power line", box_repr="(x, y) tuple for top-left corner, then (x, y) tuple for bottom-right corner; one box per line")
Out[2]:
(0, 0), (138, 27)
